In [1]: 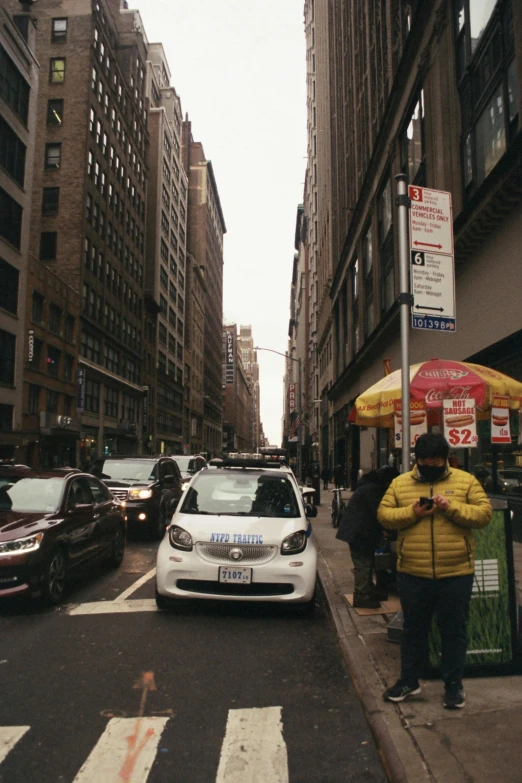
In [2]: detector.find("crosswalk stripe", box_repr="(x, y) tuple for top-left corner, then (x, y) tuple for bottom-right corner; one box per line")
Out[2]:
(72, 717), (169, 782)
(215, 707), (289, 783)
(0, 726), (30, 765)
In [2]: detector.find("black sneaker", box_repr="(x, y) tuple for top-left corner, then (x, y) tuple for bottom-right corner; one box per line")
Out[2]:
(353, 597), (381, 609)
(444, 684), (465, 709)
(383, 680), (421, 702)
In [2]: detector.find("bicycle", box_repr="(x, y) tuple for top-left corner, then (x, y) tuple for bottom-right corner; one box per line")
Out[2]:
(330, 487), (346, 528)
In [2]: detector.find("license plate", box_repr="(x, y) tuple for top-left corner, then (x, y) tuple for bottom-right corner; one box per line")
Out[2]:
(219, 566), (252, 584)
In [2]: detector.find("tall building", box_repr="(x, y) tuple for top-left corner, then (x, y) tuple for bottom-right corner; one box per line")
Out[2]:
(182, 119), (226, 458)
(300, 0), (521, 485)
(183, 253), (206, 455)
(222, 325), (253, 454)
(144, 43), (188, 455)
(237, 325), (261, 451)
(4, 0), (150, 465)
(0, 8), (39, 461)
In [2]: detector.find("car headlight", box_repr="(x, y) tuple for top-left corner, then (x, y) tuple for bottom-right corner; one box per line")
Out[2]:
(128, 488), (153, 500)
(281, 531), (307, 555)
(169, 525), (193, 551)
(0, 532), (44, 556)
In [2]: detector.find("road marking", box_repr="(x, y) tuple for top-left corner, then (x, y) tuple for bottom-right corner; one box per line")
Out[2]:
(0, 726), (30, 765)
(215, 707), (289, 783)
(114, 568), (157, 602)
(67, 599), (157, 615)
(72, 717), (168, 782)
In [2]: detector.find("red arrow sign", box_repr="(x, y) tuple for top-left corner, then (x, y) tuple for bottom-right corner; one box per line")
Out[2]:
(414, 241), (443, 249)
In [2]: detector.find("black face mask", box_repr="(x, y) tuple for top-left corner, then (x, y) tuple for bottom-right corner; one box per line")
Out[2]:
(417, 464), (446, 484)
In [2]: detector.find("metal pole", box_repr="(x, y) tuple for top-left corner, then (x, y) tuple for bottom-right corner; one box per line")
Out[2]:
(395, 173), (411, 473)
(298, 356), (302, 484)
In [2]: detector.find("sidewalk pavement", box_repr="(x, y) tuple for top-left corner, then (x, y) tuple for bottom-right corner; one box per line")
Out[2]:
(313, 497), (522, 783)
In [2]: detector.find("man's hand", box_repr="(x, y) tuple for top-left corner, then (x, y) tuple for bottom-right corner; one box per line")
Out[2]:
(412, 500), (435, 518)
(432, 494), (450, 511)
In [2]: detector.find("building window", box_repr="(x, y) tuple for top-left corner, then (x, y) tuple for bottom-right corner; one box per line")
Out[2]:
(45, 143), (61, 169)
(0, 329), (16, 385)
(0, 187), (22, 249)
(51, 18), (67, 43)
(0, 117), (26, 186)
(66, 314), (75, 342)
(104, 386), (118, 418)
(0, 45), (29, 123)
(85, 379), (100, 413)
(40, 232), (57, 261)
(378, 176), (394, 314)
(455, 0), (518, 194)
(0, 404), (13, 432)
(46, 389), (59, 413)
(64, 354), (74, 383)
(400, 90), (425, 185)
(49, 304), (62, 334)
(49, 58), (66, 83)
(80, 331), (101, 364)
(0, 258), (19, 315)
(32, 292), (44, 324)
(28, 385), (40, 415)
(362, 224), (374, 338)
(42, 187), (59, 216)
(46, 345), (61, 377)
(47, 99), (64, 125)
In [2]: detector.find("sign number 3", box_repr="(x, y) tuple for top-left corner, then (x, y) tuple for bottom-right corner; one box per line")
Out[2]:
(410, 187), (422, 201)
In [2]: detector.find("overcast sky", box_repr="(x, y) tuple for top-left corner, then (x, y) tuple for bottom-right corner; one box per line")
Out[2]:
(133, 0), (307, 446)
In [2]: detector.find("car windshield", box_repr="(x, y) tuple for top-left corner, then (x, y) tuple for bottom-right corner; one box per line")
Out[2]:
(179, 472), (301, 518)
(0, 477), (64, 513)
(96, 460), (157, 481)
(173, 457), (196, 472)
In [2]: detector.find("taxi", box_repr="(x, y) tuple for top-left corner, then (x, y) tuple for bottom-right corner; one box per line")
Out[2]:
(155, 458), (317, 610)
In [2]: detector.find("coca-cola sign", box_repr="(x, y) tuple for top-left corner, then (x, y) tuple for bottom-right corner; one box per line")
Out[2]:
(425, 386), (474, 405)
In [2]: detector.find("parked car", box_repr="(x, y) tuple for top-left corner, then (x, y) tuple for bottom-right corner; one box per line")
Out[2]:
(0, 468), (126, 605)
(171, 454), (208, 490)
(156, 458), (318, 610)
(90, 456), (183, 539)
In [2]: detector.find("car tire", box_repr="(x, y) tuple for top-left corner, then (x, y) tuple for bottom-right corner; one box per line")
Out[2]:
(155, 588), (174, 611)
(151, 503), (168, 541)
(42, 548), (67, 606)
(106, 525), (126, 568)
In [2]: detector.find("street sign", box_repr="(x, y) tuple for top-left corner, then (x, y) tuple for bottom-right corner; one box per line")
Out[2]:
(408, 185), (453, 256)
(408, 185), (456, 332)
(410, 249), (456, 331)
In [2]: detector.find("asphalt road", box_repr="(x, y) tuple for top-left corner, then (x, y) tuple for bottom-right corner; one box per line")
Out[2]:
(0, 538), (387, 783)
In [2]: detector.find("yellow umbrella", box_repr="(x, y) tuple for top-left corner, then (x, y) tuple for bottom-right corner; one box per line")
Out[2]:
(353, 359), (522, 428)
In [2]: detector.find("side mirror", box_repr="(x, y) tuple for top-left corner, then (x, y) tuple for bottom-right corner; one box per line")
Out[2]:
(305, 503), (317, 518)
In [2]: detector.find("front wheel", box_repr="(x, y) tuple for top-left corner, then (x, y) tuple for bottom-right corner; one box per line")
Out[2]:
(106, 525), (126, 568)
(42, 548), (67, 605)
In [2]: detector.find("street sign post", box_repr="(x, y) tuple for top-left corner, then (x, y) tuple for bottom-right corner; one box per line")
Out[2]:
(408, 185), (456, 331)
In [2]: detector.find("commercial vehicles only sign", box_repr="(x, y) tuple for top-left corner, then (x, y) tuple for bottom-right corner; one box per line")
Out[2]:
(408, 185), (456, 332)
(408, 185), (453, 255)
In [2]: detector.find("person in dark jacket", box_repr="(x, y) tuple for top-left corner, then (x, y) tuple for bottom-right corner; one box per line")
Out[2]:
(336, 465), (399, 608)
(333, 464), (345, 489)
(320, 466), (331, 489)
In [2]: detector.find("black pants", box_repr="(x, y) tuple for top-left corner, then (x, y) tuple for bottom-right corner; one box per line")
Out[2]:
(323, 480), (329, 489)
(398, 572), (474, 687)
(350, 548), (376, 601)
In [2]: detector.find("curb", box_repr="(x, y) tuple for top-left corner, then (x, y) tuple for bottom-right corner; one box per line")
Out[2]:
(317, 554), (409, 783)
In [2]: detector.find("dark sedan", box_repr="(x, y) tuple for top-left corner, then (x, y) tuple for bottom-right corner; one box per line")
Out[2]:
(0, 469), (126, 605)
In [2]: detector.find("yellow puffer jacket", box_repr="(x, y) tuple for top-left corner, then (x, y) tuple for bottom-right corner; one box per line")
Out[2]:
(377, 465), (492, 579)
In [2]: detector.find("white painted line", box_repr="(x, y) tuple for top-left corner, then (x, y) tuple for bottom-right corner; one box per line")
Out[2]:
(68, 599), (158, 616)
(0, 726), (30, 765)
(114, 568), (157, 602)
(73, 716), (168, 782)
(215, 707), (289, 783)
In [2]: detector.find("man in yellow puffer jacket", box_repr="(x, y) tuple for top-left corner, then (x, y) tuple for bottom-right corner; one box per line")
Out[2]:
(377, 433), (492, 710)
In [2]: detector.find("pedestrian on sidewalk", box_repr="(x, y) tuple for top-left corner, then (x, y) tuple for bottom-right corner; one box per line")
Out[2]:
(321, 466), (331, 490)
(336, 466), (398, 608)
(333, 464), (344, 489)
(378, 433), (492, 710)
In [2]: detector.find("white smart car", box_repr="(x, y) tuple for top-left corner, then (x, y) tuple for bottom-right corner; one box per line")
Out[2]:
(155, 460), (318, 609)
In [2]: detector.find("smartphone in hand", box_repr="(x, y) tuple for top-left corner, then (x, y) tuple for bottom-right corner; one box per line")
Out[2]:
(419, 496), (434, 509)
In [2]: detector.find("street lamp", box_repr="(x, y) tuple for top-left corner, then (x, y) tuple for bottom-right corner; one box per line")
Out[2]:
(254, 346), (302, 482)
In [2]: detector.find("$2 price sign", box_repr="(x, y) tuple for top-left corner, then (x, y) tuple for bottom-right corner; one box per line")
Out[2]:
(447, 428), (478, 446)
